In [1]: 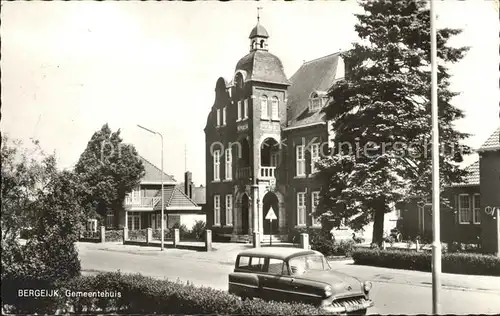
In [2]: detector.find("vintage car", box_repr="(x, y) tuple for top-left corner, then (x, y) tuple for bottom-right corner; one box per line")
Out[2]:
(228, 247), (374, 315)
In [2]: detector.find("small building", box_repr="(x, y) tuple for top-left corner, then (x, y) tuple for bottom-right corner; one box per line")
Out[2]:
(478, 126), (500, 254)
(172, 172), (207, 229)
(106, 156), (202, 231)
(399, 126), (499, 253)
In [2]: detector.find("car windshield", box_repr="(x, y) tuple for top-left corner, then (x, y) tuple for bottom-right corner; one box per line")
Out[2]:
(288, 254), (331, 276)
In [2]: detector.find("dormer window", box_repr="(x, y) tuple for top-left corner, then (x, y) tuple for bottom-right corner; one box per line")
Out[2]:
(309, 91), (328, 112)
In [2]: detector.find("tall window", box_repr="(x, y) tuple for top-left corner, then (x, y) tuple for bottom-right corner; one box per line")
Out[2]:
(271, 96), (279, 119)
(216, 109), (221, 126)
(127, 212), (141, 230)
(214, 195), (221, 225)
(106, 210), (115, 228)
(222, 107), (227, 125)
(310, 143), (320, 173)
(237, 101), (242, 121)
(151, 213), (162, 229)
(261, 96), (269, 119)
(311, 191), (320, 226)
(243, 99), (248, 119)
(213, 150), (220, 181)
(458, 194), (470, 224)
(296, 145), (305, 176)
(309, 92), (321, 111)
(225, 148), (232, 180)
(225, 195), (233, 226)
(473, 194), (481, 224)
(297, 192), (306, 226)
(132, 186), (141, 203)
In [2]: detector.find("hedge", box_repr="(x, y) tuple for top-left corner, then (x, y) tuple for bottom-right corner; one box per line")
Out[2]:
(289, 228), (356, 257)
(104, 229), (123, 242)
(352, 248), (500, 276)
(2, 272), (324, 315)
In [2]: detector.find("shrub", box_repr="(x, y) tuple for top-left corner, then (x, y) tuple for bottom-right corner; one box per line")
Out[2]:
(190, 220), (206, 241)
(128, 229), (148, 241)
(105, 229), (123, 242)
(6, 272), (323, 314)
(352, 248), (500, 276)
(289, 228), (354, 257)
(152, 228), (172, 240)
(80, 230), (99, 239)
(171, 222), (190, 239)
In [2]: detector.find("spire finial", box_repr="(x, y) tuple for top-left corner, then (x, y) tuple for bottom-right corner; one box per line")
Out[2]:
(257, 6), (263, 23)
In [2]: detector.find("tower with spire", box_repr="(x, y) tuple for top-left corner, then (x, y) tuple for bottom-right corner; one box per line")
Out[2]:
(249, 7), (269, 51)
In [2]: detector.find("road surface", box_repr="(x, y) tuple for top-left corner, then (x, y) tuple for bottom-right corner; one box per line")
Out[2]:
(78, 243), (500, 315)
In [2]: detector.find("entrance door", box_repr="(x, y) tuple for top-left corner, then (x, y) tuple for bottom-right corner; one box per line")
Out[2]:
(263, 192), (279, 235)
(242, 194), (249, 234)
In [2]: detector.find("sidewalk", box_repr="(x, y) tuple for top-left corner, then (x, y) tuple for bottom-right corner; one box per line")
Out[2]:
(328, 261), (500, 293)
(77, 242), (500, 293)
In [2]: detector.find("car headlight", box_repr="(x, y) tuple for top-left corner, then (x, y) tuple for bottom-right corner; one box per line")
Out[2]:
(324, 285), (333, 297)
(363, 281), (372, 292)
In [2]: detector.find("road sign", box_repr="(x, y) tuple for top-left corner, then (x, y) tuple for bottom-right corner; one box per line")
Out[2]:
(265, 207), (277, 221)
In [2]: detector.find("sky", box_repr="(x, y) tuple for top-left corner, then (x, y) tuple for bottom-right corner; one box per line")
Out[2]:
(2, 0), (499, 186)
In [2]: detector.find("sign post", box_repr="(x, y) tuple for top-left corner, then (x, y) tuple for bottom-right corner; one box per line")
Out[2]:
(265, 206), (278, 246)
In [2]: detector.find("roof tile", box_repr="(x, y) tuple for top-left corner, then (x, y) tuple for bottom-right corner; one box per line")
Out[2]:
(153, 186), (199, 210)
(478, 126), (500, 152)
(286, 53), (342, 128)
(139, 156), (176, 183)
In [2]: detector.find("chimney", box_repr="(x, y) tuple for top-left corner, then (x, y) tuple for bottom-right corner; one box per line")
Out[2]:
(184, 171), (193, 198)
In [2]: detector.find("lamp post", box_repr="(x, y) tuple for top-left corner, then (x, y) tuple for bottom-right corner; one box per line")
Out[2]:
(430, 1), (442, 314)
(137, 124), (165, 251)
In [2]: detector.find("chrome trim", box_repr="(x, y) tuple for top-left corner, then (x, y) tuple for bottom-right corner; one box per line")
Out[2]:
(322, 298), (374, 313)
(228, 281), (258, 289)
(262, 286), (323, 298)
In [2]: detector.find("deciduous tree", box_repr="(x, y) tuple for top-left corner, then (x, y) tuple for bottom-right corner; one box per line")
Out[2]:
(75, 123), (145, 226)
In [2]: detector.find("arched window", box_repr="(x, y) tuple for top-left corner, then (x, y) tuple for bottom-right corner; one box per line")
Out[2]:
(260, 40), (265, 48)
(309, 92), (321, 111)
(261, 96), (269, 119)
(271, 96), (279, 119)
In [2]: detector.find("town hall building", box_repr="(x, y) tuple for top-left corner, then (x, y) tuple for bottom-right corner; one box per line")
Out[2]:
(204, 19), (398, 242)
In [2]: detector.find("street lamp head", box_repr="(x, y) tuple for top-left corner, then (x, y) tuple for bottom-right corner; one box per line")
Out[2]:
(137, 124), (157, 135)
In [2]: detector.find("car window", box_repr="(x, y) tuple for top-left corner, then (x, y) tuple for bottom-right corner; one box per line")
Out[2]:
(267, 258), (287, 275)
(289, 254), (329, 275)
(238, 256), (250, 268)
(248, 257), (265, 272)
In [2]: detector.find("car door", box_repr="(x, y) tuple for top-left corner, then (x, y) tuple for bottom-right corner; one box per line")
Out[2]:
(259, 258), (296, 303)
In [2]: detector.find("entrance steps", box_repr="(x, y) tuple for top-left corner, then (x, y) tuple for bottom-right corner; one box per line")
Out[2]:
(261, 235), (285, 243)
(230, 234), (289, 244)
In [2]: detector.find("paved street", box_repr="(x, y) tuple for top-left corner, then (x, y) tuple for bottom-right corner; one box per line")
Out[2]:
(78, 242), (500, 315)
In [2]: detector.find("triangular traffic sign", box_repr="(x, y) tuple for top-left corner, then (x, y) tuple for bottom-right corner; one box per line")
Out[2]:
(265, 206), (277, 220)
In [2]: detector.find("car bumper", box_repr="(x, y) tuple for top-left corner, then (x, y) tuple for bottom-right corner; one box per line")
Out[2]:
(321, 298), (374, 314)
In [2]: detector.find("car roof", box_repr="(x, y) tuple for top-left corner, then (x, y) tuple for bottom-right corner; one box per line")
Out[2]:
(237, 247), (320, 261)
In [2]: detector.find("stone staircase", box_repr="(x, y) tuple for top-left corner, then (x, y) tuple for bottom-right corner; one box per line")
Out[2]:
(230, 234), (288, 244)
(261, 235), (286, 244)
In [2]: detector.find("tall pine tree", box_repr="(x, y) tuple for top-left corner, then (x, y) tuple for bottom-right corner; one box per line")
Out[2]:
(317, 0), (471, 245)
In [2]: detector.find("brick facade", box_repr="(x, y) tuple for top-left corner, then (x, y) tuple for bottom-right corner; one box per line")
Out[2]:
(204, 21), (351, 241)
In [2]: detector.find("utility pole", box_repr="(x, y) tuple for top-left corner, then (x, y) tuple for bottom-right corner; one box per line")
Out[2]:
(138, 125), (165, 251)
(430, 1), (442, 314)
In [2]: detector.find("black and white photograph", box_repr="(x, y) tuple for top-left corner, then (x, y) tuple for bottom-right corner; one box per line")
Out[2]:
(1, 0), (499, 314)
